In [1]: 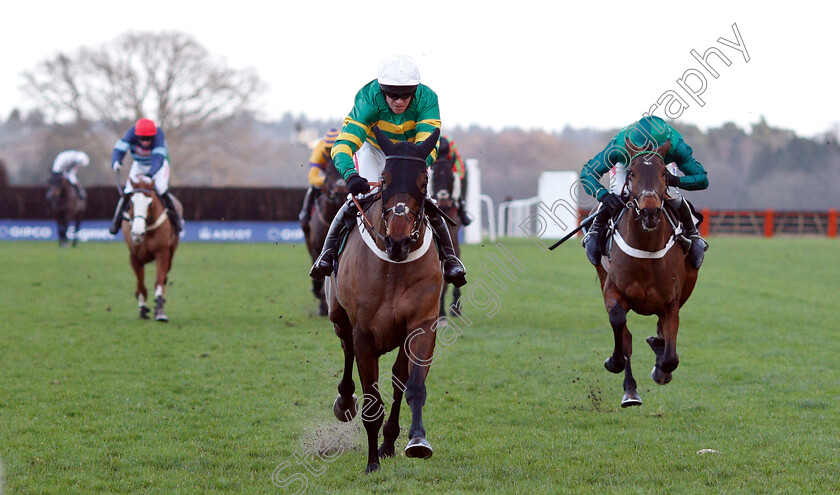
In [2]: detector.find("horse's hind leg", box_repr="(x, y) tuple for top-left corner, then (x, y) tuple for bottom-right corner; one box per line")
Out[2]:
(332, 316), (359, 423)
(378, 348), (409, 458)
(355, 330), (384, 473)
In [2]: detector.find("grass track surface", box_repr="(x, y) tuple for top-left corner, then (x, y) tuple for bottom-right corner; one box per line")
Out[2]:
(1, 237), (838, 494)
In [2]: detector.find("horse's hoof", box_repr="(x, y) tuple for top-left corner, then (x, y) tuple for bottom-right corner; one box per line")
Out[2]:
(651, 366), (673, 385)
(378, 443), (396, 458)
(405, 437), (433, 459)
(139, 306), (150, 319)
(333, 394), (358, 422)
(604, 356), (625, 374)
(621, 392), (643, 407)
(365, 462), (380, 474)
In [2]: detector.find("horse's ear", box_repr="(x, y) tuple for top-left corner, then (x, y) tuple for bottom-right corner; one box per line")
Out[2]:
(624, 135), (642, 156)
(372, 126), (395, 156)
(418, 128), (441, 159)
(656, 139), (671, 156)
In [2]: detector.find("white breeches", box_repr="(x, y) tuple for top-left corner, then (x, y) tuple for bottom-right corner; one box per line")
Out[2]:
(124, 159), (170, 195)
(610, 162), (682, 200)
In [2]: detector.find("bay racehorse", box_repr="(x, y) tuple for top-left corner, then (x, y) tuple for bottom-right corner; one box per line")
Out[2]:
(430, 155), (463, 317)
(304, 159), (348, 316)
(596, 137), (699, 407)
(122, 177), (182, 321)
(327, 127), (443, 473)
(46, 175), (86, 247)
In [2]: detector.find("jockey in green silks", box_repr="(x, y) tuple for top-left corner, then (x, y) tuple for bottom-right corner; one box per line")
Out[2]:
(309, 55), (466, 287)
(579, 115), (709, 268)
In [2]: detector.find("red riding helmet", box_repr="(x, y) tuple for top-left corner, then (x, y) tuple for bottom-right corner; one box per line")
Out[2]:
(135, 118), (157, 137)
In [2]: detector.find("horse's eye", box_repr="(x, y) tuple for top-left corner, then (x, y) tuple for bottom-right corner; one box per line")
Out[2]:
(628, 171), (635, 178)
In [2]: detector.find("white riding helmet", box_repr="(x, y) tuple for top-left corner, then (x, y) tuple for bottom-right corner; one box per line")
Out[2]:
(377, 55), (421, 87)
(75, 151), (90, 167)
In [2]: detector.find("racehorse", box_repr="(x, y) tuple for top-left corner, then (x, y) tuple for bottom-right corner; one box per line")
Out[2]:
(121, 177), (182, 322)
(327, 127), (443, 473)
(430, 156), (463, 317)
(304, 160), (348, 316)
(595, 137), (699, 408)
(46, 175), (85, 247)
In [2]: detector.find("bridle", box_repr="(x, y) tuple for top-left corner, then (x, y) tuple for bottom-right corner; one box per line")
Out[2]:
(354, 154), (427, 247)
(622, 151), (667, 216)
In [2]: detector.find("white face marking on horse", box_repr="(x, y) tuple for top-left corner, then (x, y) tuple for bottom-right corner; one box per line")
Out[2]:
(130, 194), (153, 238)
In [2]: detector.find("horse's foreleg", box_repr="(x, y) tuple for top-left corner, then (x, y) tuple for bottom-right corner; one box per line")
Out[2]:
(604, 300), (627, 374)
(355, 330), (384, 473)
(130, 255), (149, 319)
(450, 285), (462, 317)
(153, 250), (171, 322)
(403, 320), (437, 460)
(72, 213), (82, 247)
(621, 330), (642, 407)
(438, 282), (448, 318)
(650, 306), (680, 383)
(378, 348), (409, 458)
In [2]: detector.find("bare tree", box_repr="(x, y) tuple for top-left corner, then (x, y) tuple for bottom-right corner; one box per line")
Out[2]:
(22, 31), (265, 133)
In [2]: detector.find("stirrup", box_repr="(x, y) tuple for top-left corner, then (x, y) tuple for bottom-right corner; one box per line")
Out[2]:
(310, 250), (335, 279)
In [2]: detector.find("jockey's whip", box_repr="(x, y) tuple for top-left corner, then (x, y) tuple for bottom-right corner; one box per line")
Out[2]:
(547, 210), (599, 251)
(114, 169), (124, 198)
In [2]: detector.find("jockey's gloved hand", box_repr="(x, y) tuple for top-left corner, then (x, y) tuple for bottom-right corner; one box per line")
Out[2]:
(666, 172), (682, 188)
(112, 161), (122, 172)
(601, 192), (624, 214)
(347, 174), (371, 196)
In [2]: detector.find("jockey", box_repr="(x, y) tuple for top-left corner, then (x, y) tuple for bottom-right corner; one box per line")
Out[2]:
(108, 118), (182, 235)
(438, 135), (471, 226)
(309, 55), (467, 287)
(580, 115), (709, 269)
(50, 150), (89, 200)
(298, 128), (340, 232)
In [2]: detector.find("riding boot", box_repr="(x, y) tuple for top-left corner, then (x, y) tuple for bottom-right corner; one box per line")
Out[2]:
(160, 191), (183, 234)
(457, 199), (472, 226)
(299, 186), (320, 235)
(428, 212), (468, 287)
(108, 196), (128, 235)
(310, 199), (357, 280)
(582, 207), (610, 266)
(74, 183), (87, 201)
(670, 198), (708, 269)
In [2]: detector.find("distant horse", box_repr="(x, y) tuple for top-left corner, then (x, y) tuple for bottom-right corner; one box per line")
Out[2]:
(328, 127), (443, 473)
(46, 175), (86, 247)
(122, 177), (182, 322)
(305, 160), (348, 316)
(430, 156), (463, 317)
(595, 137), (699, 407)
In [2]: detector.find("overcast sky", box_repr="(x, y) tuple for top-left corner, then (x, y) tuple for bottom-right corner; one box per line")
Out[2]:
(3, 0), (838, 137)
